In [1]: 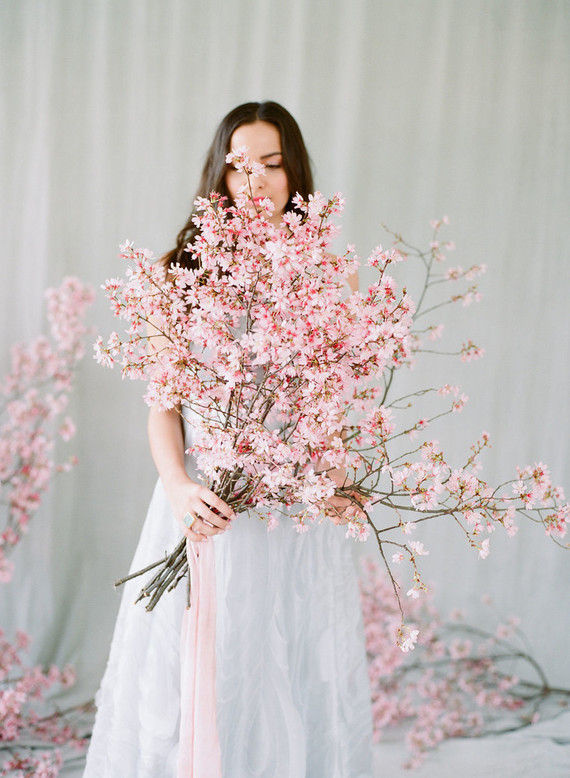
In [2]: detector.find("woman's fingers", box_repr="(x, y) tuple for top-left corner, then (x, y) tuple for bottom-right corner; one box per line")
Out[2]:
(195, 488), (235, 528)
(324, 496), (350, 525)
(177, 486), (236, 540)
(178, 513), (221, 541)
(326, 511), (349, 526)
(189, 518), (221, 537)
(200, 487), (235, 521)
(324, 491), (366, 525)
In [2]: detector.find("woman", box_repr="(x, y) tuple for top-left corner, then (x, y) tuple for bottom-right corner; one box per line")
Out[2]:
(84, 102), (374, 778)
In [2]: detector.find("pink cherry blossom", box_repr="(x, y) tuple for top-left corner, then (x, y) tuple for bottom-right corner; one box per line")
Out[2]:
(0, 630), (86, 775)
(97, 174), (568, 640)
(1, 278), (93, 582)
(360, 557), (569, 768)
(410, 541), (429, 557)
(478, 538), (491, 559)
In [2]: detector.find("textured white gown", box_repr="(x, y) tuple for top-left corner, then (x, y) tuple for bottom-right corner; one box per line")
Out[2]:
(84, 445), (374, 777)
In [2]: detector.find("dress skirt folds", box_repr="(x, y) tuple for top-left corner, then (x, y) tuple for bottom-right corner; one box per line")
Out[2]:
(83, 460), (374, 777)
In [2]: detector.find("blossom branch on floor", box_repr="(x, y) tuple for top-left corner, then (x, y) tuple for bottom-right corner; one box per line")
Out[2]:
(360, 556), (570, 768)
(0, 277), (94, 777)
(96, 152), (568, 643)
(0, 629), (91, 778)
(0, 277), (94, 583)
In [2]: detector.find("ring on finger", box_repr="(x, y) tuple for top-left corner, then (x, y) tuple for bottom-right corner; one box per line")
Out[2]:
(183, 511), (197, 529)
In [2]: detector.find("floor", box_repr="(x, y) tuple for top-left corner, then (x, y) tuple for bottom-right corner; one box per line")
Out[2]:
(8, 709), (570, 777)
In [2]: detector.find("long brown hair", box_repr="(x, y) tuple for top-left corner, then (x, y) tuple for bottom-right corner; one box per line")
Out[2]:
(161, 101), (314, 271)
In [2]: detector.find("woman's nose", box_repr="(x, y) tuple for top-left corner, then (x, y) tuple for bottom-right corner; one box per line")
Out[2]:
(251, 176), (266, 193)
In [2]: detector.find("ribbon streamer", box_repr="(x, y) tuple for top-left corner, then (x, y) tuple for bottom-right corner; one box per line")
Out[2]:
(177, 537), (222, 777)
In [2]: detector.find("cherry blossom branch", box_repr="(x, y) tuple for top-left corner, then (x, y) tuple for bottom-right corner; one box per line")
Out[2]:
(360, 557), (570, 767)
(0, 278), (94, 583)
(0, 630), (90, 777)
(96, 159), (568, 637)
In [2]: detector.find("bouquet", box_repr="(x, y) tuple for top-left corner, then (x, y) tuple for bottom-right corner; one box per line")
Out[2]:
(96, 152), (568, 646)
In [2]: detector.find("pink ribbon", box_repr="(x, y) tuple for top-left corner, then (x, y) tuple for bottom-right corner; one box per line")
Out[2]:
(177, 538), (222, 777)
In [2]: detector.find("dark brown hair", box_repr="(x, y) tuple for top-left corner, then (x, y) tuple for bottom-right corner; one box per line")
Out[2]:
(161, 101), (314, 271)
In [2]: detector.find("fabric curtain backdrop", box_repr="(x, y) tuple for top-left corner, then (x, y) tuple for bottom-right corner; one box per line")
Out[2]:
(1, 1), (569, 775)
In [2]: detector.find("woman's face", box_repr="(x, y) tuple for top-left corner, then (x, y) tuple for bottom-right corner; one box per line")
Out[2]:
(225, 120), (290, 225)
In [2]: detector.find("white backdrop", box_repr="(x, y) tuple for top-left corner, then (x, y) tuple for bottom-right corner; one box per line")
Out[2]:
(1, 1), (569, 775)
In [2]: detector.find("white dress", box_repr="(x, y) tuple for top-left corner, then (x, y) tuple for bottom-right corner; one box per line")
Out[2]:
(84, 443), (374, 777)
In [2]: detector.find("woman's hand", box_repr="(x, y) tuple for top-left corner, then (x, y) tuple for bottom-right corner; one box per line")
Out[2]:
(168, 477), (235, 542)
(323, 490), (365, 525)
(147, 404), (235, 542)
(321, 467), (366, 526)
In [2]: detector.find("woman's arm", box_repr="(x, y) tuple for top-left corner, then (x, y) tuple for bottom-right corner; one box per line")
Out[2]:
(146, 297), (234, 542)
(347, 269), (359, 293)
(148, 406), (234, 541)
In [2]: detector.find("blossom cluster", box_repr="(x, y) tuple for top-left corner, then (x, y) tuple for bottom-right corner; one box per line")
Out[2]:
(0, 629), (86, 776)
(1, 277), (92, 775)
(360, 556), (569, 768)
(0, 277), (94, 583)
(96, 181), (415, 523)
(95, 153), (568, 629)
(1, 752), (62, 778)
